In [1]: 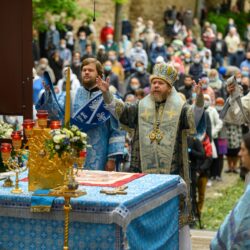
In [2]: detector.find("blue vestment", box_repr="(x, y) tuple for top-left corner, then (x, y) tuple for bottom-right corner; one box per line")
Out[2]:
(36, 87), (125, 171)
(210, 182), (250, 250)
(33, 77), (44, 105)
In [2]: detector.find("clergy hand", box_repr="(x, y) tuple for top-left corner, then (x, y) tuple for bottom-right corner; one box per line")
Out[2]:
(105, 159), (116, 171)
(96, 76), (110, 93)
(226, 82), (236, 95)
(193, 80), (202, 95)
(193, 80), (204, 107)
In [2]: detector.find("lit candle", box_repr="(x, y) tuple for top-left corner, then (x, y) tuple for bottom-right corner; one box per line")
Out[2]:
(23, 119), (35, 129)
(50, 120), (61, 130)
(11, 131), (22, 140)
(1, 143), (12, 162)
(78, 149), (87, 169)
(23, 119), (35, 138)
(11, 131), (22, 150)
(64, 67), (71, 128)
(36, 110), (48, 129)
(79, 150), (87, 158)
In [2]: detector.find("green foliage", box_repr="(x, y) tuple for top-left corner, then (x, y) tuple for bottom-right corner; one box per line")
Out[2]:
(207, 11), (250, 38)
(32, 0), (83, 31)
(201, 178), (244, 230)
(112, 0), (128, 4)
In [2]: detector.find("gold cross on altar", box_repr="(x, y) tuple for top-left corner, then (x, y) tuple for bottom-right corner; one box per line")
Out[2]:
(100, 185), (128, 195)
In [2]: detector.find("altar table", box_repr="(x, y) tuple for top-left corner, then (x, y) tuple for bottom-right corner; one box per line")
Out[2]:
(0, 172), (187, 250)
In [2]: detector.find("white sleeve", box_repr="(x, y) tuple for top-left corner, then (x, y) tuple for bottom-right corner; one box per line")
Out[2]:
(225, 93), (250, 125)
(103, 91), (125, 119)
(212, 109), (223, 138)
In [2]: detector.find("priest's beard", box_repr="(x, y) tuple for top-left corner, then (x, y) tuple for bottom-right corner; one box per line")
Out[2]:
(82, 78), (97, 89)
(151, 91), (169, 103)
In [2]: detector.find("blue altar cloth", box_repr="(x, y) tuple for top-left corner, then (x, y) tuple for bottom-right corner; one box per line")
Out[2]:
(0, 172), (186, 250)
(31, 189), (56, 212)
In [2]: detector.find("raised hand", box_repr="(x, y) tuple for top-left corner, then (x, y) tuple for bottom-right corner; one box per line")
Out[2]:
(193, 79), (202, 95)
(226, 82), (236, 95)
(96, 76), (110, 93)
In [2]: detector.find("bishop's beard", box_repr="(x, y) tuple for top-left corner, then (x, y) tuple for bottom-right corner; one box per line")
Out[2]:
(150, 91), (168, 103)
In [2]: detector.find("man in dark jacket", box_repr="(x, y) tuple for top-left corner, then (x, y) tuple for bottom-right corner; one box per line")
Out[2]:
(189, 53), (203, 83)
(178, 75), (194, 104)
(188, 135), (205, 223)
(210, 32), (228, 68)
(149, 41), (167, 68)
(125, 60), (150, 89)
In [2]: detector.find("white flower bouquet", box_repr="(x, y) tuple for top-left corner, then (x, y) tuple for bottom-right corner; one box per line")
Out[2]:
(45, 125), (88, 159)
(0, 122), (14, 139)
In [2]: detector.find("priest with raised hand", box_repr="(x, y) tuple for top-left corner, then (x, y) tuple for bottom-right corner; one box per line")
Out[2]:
(96, 62), (204, 250)
(36, 58), (125, 171)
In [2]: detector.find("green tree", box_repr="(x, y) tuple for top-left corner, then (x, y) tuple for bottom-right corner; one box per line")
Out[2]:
(32, 0), (85, 31)
(113, 0), (128, 43)
(207, 11), (250, 38)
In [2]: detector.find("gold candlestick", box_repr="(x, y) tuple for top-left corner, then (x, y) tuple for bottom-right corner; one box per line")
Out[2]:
(63, 196), (71, 250)
(12, 171), (23, 194)
(2, 150), (27, 194)
(1, 133), (28, 194)
(37, 185), (86, 250)
(64, 67), (71, 128)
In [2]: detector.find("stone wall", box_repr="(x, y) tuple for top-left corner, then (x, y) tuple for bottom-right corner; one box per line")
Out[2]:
(129, 0), (196, 34)
(75, 0), (195, 39)
(74, 0), (131, 38)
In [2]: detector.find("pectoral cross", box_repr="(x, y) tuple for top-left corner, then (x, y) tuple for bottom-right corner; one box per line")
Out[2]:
(148, 105), (165, 144)
(100, 185), (128, 195)
(149, 128), (164, 144)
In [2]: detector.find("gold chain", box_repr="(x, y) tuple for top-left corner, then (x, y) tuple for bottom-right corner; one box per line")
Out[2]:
(148, 104), (165, 144)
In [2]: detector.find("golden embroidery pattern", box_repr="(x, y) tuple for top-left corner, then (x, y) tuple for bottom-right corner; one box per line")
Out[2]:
(148, 105), (165, 144)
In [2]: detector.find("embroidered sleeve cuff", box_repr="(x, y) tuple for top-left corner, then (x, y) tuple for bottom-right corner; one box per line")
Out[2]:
(228, 96), (233, 105)
(196, 92), (204, 108)
(103, 90), (114, 104)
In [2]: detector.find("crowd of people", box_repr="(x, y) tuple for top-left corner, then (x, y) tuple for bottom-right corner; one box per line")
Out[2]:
(26, 4), (250, 247)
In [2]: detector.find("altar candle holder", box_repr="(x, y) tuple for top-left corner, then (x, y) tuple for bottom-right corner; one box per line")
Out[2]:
(23, 119), (35, 138)
(1, 137), (27, 194)
(79, 150), (86, 166)
(0, 143), (14, 187)
(50, 120), (61, 130)
(35, 186), (86, 250)
(79, 150), (87, 158)
(75, 150), (87, 175)
(11, 131), (22, 150)
(36, 110), (48, 129)
(1, 143), (12, 162)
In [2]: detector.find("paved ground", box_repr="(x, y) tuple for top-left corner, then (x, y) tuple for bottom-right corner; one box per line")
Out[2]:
(205, 167), (240, 199)
(191, 229), (216, 250)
